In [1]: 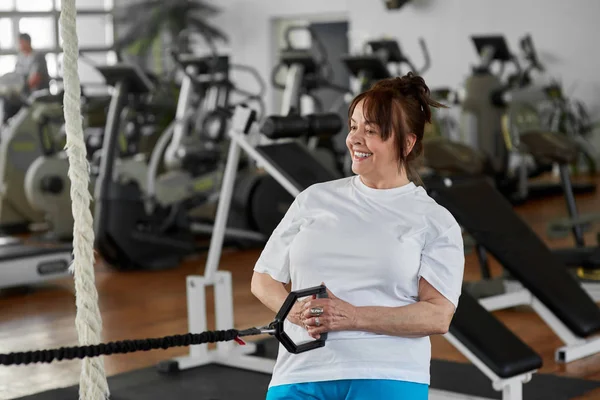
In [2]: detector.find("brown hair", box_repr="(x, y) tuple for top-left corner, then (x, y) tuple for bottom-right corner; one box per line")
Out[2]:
(348, 72), (446, 183)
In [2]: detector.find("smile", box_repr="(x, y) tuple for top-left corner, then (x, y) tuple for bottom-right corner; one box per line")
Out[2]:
(353, 151), (373, 160)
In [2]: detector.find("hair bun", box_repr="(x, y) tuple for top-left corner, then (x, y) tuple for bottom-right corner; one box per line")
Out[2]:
(394, 72), (430, 98)
(369, 72), (446, 124)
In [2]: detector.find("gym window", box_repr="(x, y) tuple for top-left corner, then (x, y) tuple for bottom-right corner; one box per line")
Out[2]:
(0, 0), (115, 85)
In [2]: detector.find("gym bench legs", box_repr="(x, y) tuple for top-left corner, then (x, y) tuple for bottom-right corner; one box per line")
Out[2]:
(485, 283), (600, 363)
(165, 271), (276, 374)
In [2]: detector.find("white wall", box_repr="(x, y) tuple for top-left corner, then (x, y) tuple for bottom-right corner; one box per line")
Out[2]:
(211, 0), (600, 151)
(348, 0), (600, 115)
(210, 0), (349, 115)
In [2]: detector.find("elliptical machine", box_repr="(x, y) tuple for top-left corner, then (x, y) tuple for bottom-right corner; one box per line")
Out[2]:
(93, 49), (266, 271)
(341, 37), (430, 93)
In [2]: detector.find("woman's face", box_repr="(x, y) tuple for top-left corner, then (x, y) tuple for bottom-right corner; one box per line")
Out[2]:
(346, 99), (401, 184)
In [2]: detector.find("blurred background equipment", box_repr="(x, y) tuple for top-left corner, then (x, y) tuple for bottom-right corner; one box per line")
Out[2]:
(1, 0), (600, 399)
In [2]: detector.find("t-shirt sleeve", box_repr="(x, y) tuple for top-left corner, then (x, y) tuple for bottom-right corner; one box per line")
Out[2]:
(418, 221), (465, 308)
(253, 195), (304, 284)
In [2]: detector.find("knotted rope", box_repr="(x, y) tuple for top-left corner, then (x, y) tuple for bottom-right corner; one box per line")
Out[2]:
(59, 0), (109, 398)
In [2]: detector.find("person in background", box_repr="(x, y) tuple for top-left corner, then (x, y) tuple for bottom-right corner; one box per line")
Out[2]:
(2, 33), (50, 123)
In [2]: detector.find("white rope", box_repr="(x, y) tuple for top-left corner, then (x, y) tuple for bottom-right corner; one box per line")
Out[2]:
(59, 1), (110, 399)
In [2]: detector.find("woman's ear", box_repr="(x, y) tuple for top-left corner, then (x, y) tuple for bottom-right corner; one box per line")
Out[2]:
(405, 133), (417, 156)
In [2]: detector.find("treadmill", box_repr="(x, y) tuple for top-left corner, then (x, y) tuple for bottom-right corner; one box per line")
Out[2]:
(0, 238), (71, 289)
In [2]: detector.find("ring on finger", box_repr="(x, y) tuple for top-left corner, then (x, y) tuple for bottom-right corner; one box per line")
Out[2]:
(315, 317), (321, 327)
(310, 307), (324, 316)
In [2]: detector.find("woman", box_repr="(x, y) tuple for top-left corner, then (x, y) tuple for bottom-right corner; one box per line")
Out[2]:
(251, 72), (465, 399)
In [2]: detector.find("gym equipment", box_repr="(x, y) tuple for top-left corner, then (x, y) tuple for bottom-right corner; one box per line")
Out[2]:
(245, 112), (344, 237)
(402, 133), (600, 363)
(460, 35), (519, 177)
(0, 90), (66, 234)
(13, 6), (538, 399)
(0, 72), (25, 124)
(424, 172), (600, 363)
(340, 36), (462, 145)
(0, 238), (72, 290)
(460, 34), (596, 204)
(0, 78), (111, 240)
(0, 72), (25, 113)
(0, 88), (74, 290)
(339, 36), (441, 172)
(424, 135), (600, 284)
(502, 34), (598, 201)
(341, 37), (430, 93)
(162, 51), (232, 171)
(22, 93), (112, 241)
(384, 0), (411, 9)
(93, 62), (189, 271)
(496, 64), (600, 277)
(158, 105), (543, 400)
(271, 25), (349, 176)
(541, 82), (598, 174)
(515, 34), (598, 175)
(0, 284), (330, 366)
(272, 25), (338, 116)
(0, 87), (75, 288)
(508, 127), (600, 277)
(510, 36), (600, 238)
(93, 57), (265, 271)
(0, 72), (24, 97)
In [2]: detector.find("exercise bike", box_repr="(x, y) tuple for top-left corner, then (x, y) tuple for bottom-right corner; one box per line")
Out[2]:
(21, 90), (151, 242)
(0, 75), (73, 289)
(500, 90), (600, 284)
(459, 34), (596, 204)
(0, 83), (66, 234)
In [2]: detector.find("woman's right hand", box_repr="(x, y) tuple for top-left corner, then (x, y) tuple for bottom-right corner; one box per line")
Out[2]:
(287, 297), (312, 327)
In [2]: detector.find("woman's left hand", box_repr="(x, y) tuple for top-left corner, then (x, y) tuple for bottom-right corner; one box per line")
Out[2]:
(301, 284), (357, 339)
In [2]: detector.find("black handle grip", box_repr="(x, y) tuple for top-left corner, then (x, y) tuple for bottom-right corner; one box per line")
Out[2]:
(273, 285), (328, 354)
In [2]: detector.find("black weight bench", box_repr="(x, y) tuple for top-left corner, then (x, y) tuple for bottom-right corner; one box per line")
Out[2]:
(446, 290), (542, 399)
(425, 176), (600, 363)
(247, 117), (542, 399)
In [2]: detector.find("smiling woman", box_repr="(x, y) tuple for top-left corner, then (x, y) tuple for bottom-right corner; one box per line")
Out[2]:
(347, 73), (447, 188)
(251, 72), (465, 400)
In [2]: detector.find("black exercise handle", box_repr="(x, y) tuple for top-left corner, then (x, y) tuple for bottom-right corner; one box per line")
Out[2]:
(0, 286), (329, 366)
(272, 285), (329, 354)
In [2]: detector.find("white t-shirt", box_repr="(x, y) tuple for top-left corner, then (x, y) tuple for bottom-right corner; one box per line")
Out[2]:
(253, 175), (465, 388)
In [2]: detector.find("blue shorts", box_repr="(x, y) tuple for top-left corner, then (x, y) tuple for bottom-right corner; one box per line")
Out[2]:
(266, 379), (428, 400)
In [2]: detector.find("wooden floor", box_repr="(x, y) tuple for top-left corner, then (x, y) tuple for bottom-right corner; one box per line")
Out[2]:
(1, 175), (600, 399)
